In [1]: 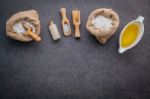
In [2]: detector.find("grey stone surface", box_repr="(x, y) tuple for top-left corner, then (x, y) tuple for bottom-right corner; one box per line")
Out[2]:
(0, 0), (150, 99)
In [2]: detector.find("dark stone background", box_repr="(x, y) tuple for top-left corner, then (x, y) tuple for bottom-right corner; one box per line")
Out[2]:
(0, 0), (150, 99)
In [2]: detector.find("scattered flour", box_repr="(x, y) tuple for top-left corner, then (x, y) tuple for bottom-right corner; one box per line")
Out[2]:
(93, 15), (112, 30)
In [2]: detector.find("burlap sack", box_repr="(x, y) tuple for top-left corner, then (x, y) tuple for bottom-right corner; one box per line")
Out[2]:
(86, 8), (119, 44)
(6, 10), (41, 42)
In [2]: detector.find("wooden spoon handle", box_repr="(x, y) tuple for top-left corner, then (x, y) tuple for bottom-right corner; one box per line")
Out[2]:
(60, 8), (67, 20)
(75, 25), (80, 38)
(28, 31), (41, 42)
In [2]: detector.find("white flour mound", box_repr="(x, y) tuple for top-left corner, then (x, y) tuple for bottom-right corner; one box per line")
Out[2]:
(13, 21), (35, 35)
(13, 22), (26, 34)
(93, 15), (112, 30)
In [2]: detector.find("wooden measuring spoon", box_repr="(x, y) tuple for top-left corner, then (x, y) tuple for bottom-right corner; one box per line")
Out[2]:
(60, 8), (71, 36)
(72, 10), (81, 38)
(23, 23), (41, 42)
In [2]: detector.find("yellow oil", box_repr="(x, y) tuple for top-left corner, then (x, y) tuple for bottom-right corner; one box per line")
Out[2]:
(121, 24), (139, 48)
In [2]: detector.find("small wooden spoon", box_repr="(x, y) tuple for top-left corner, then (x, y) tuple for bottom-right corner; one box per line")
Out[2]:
(23, 23), (41, 42)
(60, 8), (71, 36)
(72, 10), (81, 38)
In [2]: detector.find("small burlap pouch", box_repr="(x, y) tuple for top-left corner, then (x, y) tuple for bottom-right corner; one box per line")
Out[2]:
(86, 8), (119, 44)
(6, 10), (41, 42)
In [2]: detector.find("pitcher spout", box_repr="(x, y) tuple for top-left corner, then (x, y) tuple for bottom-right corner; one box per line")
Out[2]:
(118, 48), (127, 54)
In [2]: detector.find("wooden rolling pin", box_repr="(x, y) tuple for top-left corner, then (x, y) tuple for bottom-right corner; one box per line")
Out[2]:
(23, 23), (41, 42)
(72, 10), (81, 38)
(60, 8), (71, 36)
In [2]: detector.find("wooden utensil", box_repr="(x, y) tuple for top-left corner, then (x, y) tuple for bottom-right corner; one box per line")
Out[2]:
(72, 10), (81, 38)
(60, 8), (71, 36)
(23, 23), (41, 42)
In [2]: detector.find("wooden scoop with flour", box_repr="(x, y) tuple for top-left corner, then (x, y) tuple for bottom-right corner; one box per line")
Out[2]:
(23, 23), (41, 42)
(60, 8), (71, 36)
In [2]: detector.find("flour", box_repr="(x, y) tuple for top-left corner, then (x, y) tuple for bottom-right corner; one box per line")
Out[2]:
(63, 23), (69, 33)
(93, 15), (112, 30)
(13, 21), (35, 34)
(13, 22), (26, 34)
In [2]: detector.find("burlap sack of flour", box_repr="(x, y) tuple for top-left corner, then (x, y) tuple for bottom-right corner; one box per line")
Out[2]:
(6, 10), (41, 42)
(86, 8), (119, 44)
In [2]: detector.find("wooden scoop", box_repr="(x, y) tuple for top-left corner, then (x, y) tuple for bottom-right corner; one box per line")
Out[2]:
(23, 23), (41, 42)
(72, 10), (81, 38)
(60, 8), (71, 36)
